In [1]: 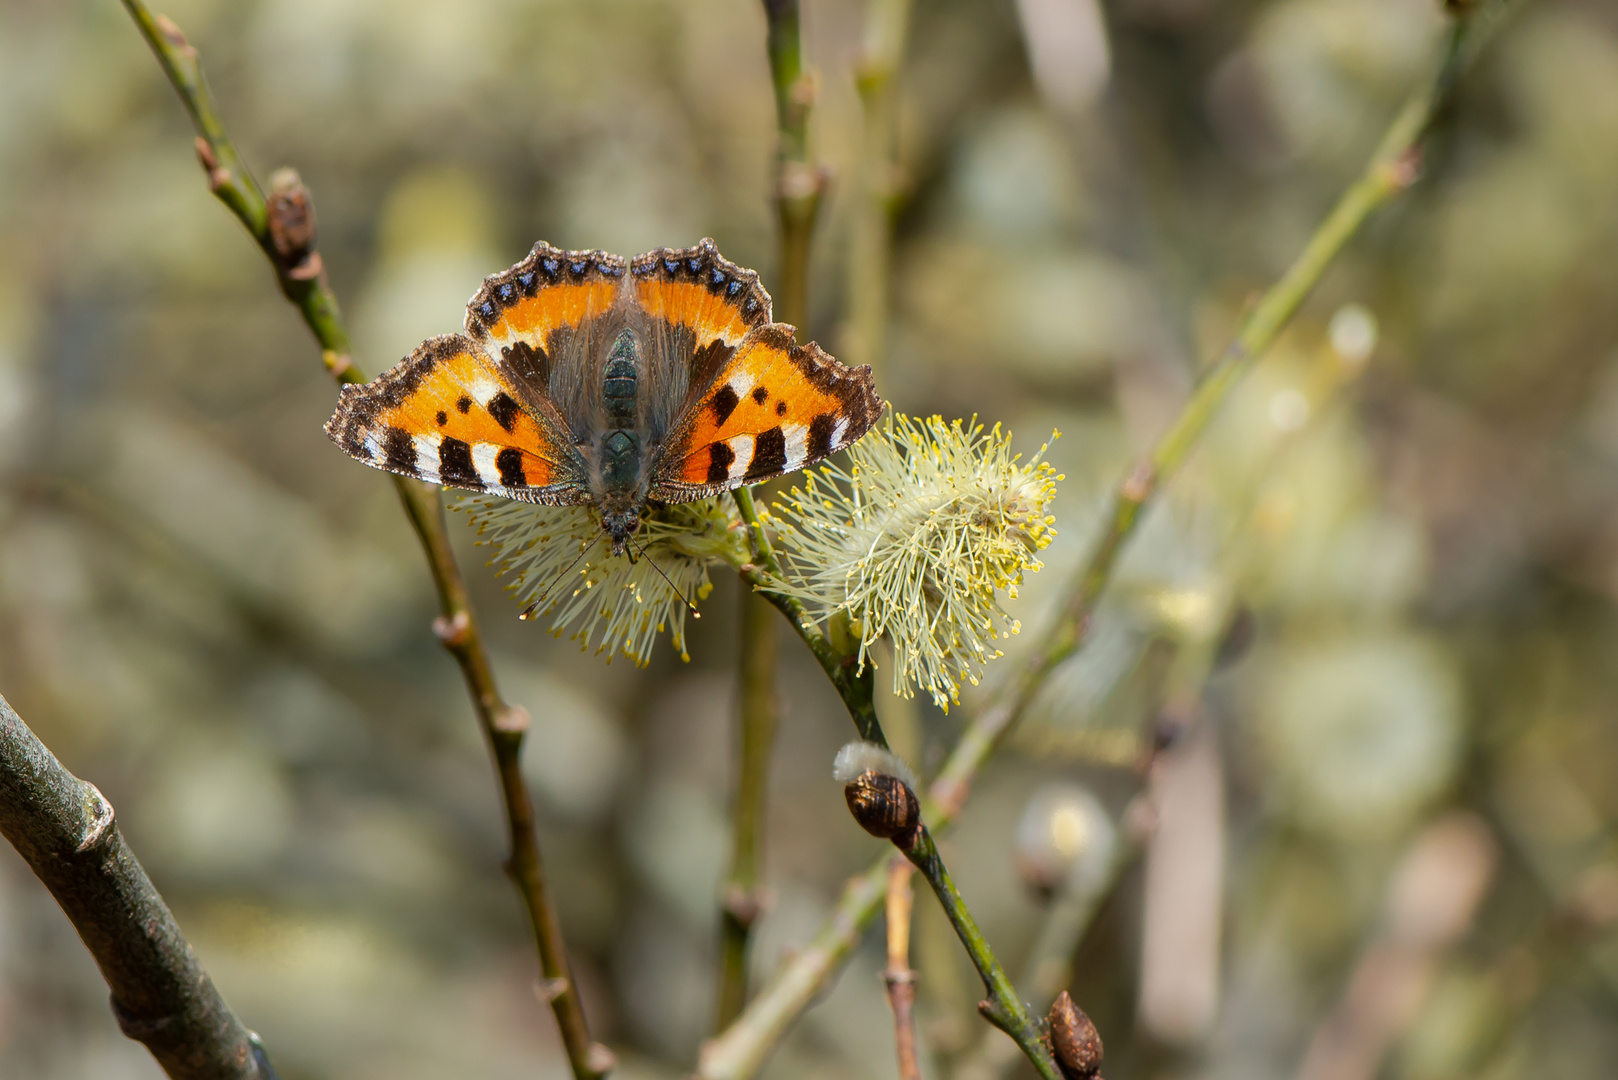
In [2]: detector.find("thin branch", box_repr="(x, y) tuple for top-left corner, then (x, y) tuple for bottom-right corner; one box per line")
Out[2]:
(118, 6), (610, 1078)
(731, 495), (887, 746)
(883, 858), (922, 1080)
(0, 693), (277, 1080)
(715, 587), (780, 1029)
(902, 826), (1063, 1080)
(700, 7), (1515, 1077)
(845, 0), (913, 377)
(955, 839), (1138, 1080)
(760, 0), (827, 330)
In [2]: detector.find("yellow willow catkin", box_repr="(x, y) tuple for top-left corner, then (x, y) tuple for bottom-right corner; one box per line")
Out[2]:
(772, 414), (1062, 709)
(458, 496), (743, 665)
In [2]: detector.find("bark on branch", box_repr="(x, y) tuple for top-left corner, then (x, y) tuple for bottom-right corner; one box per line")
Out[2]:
(0, 692), (275, 1080)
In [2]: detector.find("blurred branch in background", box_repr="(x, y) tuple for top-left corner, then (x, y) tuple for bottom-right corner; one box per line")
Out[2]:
(715, 581), (780, 1030)
(116, 4), (611, 1078)
(700, 4), (1519, 1077)
(1294, 814), (1497, 1080)
(845, 0), (912, 380)
(0, 693), (276, 1080)
(883, 858), (922, 1080)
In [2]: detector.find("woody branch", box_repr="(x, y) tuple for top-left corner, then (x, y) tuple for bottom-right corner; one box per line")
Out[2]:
(117, 4), (611, 1079)
(0, 692), (276, 1080)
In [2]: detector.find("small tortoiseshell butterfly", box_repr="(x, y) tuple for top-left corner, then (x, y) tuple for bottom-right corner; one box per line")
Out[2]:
(326, 238), (883, 554)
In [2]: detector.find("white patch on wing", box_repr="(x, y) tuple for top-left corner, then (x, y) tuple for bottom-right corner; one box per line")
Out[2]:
(782, 423), (809, 469)
(472, 442), (503, 488)
(831, 417), (850, 449)
(726, 433), (755, 479)
(466, 376), (500, 407)
(726, 370), (757, 401)
(412, 432), (444, 477)
(361, 432), (383, 459)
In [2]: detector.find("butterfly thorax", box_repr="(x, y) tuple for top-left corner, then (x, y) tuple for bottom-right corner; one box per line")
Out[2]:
(598, 328), (646, 554)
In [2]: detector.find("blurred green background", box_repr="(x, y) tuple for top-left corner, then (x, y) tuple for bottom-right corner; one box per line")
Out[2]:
(2, 0), (1617, 1078)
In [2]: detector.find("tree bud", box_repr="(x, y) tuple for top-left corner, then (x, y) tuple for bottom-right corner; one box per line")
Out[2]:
(844, 770), (920, 849)
(1047, 991), (1104, 1080)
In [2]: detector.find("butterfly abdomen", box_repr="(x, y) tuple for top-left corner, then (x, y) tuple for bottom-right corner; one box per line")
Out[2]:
(600, 330), (643, 496)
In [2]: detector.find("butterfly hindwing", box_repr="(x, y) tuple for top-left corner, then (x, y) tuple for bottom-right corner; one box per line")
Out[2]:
(325, 334), (591, 503)
(650, 322), (884, 499)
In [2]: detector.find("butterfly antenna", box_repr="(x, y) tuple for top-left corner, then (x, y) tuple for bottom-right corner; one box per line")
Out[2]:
(520, 540), (598, 621)
(631, 536), (701, 617)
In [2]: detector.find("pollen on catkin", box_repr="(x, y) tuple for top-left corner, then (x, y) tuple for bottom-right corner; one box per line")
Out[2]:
(772, 413), (1061, 710)
(457, 495), (745, 666)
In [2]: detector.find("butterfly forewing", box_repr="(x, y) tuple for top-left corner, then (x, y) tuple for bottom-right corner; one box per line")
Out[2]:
(324, 335), (591, 503)
(629, 239), (774, 445)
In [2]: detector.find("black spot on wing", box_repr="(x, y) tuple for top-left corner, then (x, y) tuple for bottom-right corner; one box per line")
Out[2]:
(488, 391), (521, 433)
(746, 427), (787, 481)
(752, 386), (768, 405)
(707, 441), (735, 486)
(438, 437), (481, 488)
(712, 384), (740, 427)
(457, 396), (473, 414)
(501, 340), (549, 388)
(496, 447), (527, 488)
(383, 427), (416, 473)
(776, 400), (788, 416)
(435, 411), (448, 427)
(808, 413), (837, 461)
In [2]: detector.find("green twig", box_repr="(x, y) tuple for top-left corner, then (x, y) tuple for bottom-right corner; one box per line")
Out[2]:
(845, 0), (913, 376)
(700, 8), (1514, 1078)
(0, 692), (278, 1079)
(715, 586), (780, 1029)
(118, 5), (610, 1077)
(904, 827), (1064, 1080)
(730, 493), (887, 746)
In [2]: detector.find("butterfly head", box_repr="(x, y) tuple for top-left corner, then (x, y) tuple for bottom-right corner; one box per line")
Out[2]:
(600, 507), (642, 557)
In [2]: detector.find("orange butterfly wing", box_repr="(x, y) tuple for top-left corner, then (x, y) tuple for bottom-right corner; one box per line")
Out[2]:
(652, 323), (884, 497)
(325, 335), (588, 501)
(327, 243), (637, 501)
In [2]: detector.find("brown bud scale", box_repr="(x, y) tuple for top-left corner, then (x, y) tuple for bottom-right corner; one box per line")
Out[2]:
(1047, 990), (1103, 1080)
(844, 770), (920, 848)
